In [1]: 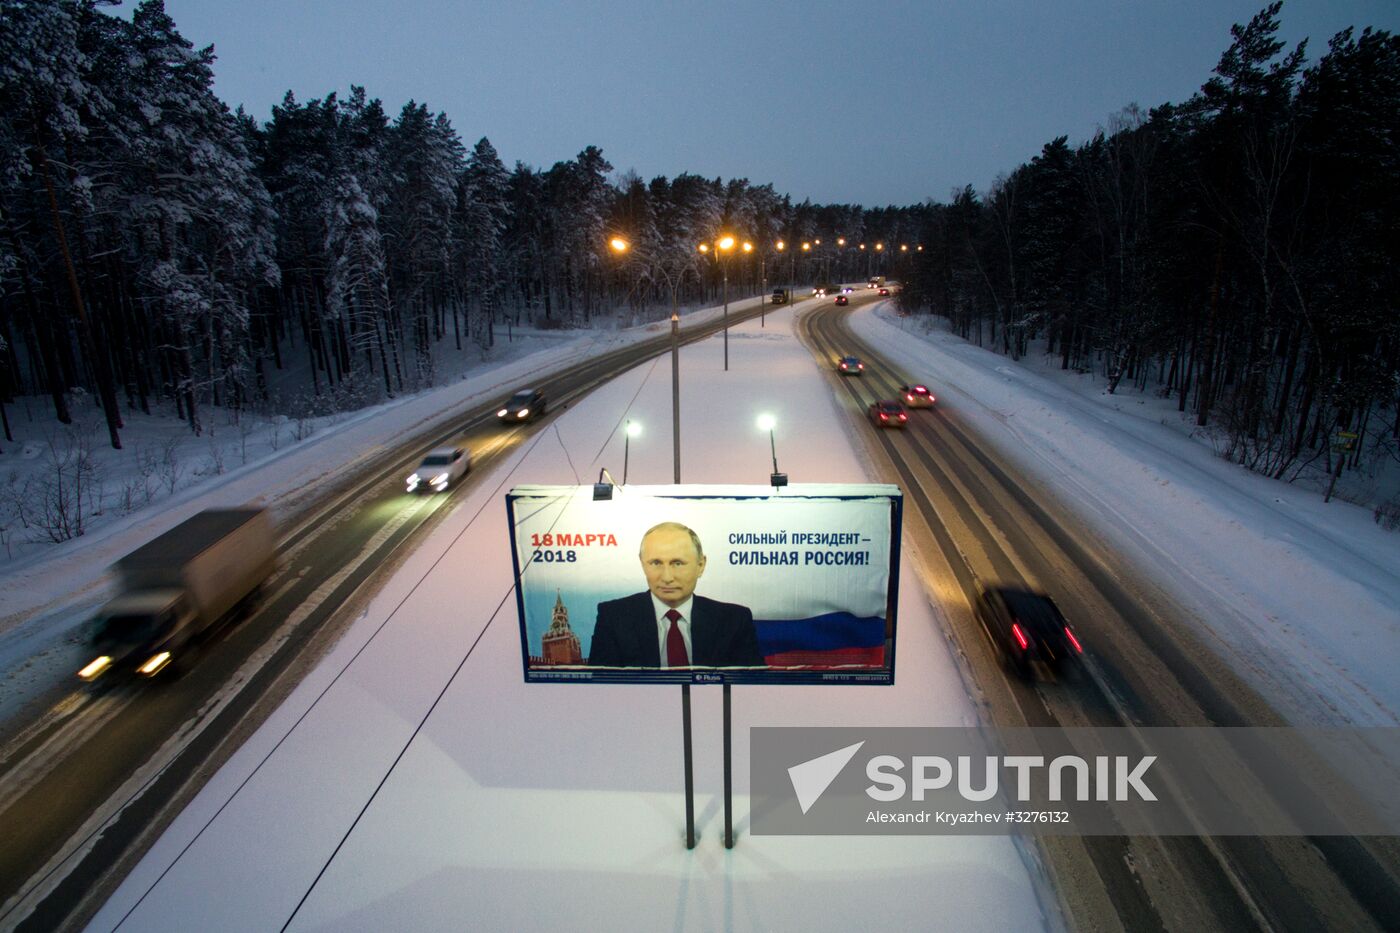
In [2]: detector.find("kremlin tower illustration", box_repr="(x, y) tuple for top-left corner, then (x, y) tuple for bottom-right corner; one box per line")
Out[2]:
(539, 590), (584, 665)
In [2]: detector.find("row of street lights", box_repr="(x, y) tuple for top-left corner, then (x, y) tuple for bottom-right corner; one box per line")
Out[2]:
(607, 232), (920, 484)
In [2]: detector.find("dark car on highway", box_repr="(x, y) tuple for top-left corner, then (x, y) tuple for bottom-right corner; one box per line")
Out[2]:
(834, 294), (849, 306)
(497, 388), (547, 424)
(867, 400), (908, 428)
(974, 586), (1083, 679)
(837, 356), (864, 375)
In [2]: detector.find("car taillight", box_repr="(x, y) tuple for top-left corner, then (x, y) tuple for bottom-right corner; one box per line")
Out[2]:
(898, 414), (907, 421)
(1064, 626), (1083, 654)
(906, 394), (914, 401)
(879, 413), (888, 421)
(858, 363), (864, 370)
(1011, 623), (1029, 650)
(840, 363), (847, 369)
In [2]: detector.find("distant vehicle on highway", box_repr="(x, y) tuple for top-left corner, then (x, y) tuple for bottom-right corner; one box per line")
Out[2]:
(868, 275), (885, 288)
(497, 388), (547, 424)
(878, 287), (890, 296)
(899, 384), (935, 408)
(79, 508), (275, 682)
(834, 294), (849, 306)
(868, 400), (908, 428)
(771, 288), (790, 304)
(406, 445), (471, 493)
(841, 285), (855, 294)
(974, 586), (1083, 679)
(837, 356), (864, 375)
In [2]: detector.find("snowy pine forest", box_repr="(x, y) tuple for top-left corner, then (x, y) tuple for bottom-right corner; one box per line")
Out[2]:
(0, 0), (1397, 560)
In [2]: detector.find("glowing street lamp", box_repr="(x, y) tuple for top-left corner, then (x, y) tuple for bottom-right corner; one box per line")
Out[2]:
(623, 419), (641, 484)
(700, 235), (738, 371)
(608, 236), (687, 482)
(757, 413), (786, 487)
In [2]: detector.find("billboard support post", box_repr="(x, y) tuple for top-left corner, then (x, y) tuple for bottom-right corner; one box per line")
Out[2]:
(682, 684), (696, 849)
(724, 684), (734, 848)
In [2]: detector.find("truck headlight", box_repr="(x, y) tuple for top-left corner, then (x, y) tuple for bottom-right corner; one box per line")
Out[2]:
(138, 651), (172, 676)
(78, 656), (112, 681)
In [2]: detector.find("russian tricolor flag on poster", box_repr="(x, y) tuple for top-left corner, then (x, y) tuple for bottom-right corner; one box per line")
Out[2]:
(758, 612), (886, 668)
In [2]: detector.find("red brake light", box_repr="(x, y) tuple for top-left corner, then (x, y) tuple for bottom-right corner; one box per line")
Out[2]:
(858, 363), (864, 370)
(1064, 626), (1083, 654)
(906, 394), (914, 401)
(1011, 623), (1029, 650)
(879, 413), (888, 420)
(899, 414), (907, 421)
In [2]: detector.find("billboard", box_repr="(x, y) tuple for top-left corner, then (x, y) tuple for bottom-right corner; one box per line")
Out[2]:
(507, 484), (902, 685)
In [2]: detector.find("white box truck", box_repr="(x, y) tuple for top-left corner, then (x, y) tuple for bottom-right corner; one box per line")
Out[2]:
(79, 507), (276, 681)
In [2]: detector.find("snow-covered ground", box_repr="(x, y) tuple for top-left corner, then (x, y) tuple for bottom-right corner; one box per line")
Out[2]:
(86, 303), (1046, 931)
(6, 289), (1394, 929)
(854, 308), (1400, 727)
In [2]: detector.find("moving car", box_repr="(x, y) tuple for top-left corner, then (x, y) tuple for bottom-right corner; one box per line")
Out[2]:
(899, 383), (935, 408)
(868, 400), (908, 427)
(497, 388), (547, 423)
(841, 285), (855, 294)
(878, 287), (890, 296)
(974, 586), (1083, 679)
(771, 288), (790, 304)
(834, 294), (849, 306)
(406, 445), (471, 493)
(837, 356), (864, 375)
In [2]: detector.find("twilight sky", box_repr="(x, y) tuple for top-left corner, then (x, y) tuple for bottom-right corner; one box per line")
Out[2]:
(150, 0), (1396, 208)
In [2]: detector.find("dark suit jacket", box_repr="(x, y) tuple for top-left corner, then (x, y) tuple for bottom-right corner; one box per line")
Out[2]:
(590, 592), (763, 667)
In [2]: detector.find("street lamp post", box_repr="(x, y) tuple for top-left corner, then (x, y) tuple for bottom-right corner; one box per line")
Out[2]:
(757, 413), (786, 487)
(699, 235), (736, 371)
(609, 237), (689, 482)
(623, 420), (641, 484)
(772, 239), (787, 327)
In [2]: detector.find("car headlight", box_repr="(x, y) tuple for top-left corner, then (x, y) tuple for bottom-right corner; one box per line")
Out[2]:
(496, 408), (508, 417)
(406, 474), (420, 490)
(431, 473), (449, 486)
(517, 408), (529, 418)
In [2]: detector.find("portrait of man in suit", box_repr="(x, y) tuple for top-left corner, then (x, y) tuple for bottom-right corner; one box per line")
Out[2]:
(590, 521), (764, 668)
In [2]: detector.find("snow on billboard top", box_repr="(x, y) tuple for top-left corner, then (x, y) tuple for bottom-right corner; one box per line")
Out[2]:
(506, 484), (902, 685)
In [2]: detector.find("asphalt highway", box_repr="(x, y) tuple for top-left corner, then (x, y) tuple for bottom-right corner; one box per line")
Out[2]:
(800, 294), (1400, 932)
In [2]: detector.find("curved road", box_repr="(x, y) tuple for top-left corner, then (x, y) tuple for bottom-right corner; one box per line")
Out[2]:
(799, 295), (1400, 932)
(0, 297), (778, 932)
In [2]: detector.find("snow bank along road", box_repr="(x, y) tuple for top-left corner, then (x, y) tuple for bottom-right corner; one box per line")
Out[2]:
(0, 298), (777, 932)
(799, 296), (1400, 932)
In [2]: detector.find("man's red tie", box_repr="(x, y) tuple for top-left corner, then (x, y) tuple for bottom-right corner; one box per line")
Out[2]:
(665, 609), (688, 667)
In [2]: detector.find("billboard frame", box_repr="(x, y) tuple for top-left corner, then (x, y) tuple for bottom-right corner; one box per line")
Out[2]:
(506, 483), (902, 686)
